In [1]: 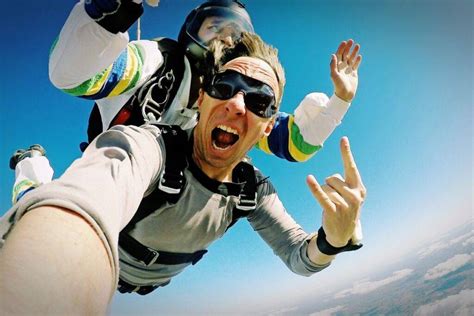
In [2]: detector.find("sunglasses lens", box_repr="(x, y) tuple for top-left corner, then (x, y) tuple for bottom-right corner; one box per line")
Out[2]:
(207, 71), (276, 118)
(244, 86), (275, 117)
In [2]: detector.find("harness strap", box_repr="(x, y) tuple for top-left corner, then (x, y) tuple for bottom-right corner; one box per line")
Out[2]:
(226, 161), (258, 231)
(118, 278), (170, 295)
(122, 125), (188, 231)
(119, 233), (208, 266)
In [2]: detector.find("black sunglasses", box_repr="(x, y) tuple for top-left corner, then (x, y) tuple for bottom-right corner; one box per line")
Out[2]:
(205, 70), (277, 118)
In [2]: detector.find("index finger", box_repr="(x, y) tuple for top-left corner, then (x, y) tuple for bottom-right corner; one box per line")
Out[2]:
(340, 137), (362, 187)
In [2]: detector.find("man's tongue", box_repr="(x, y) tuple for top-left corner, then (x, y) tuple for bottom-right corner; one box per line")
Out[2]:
(212, 128), (239, 149)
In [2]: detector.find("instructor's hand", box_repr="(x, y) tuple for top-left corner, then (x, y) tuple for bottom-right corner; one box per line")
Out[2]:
(144, 0), (160, 7)
(307, 137), (366, 247)
(330, 40), (362, 102)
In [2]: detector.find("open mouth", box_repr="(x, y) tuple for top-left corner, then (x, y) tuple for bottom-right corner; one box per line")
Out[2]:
(211, 125), (239, 150)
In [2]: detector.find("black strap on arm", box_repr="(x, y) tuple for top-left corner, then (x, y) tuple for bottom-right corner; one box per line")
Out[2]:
(316, 227), (363, 255)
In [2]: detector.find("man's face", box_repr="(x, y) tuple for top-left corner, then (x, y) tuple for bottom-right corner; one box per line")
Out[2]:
(197, 16), (242, 46)
(193, 57), (280, 178)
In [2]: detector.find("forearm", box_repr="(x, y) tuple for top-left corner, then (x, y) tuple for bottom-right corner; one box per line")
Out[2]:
(49, 1), (161, 99)
(294, 93), (350, 148)
(0, 207), (113, 314)
(256, 93), (350, 162)
(307, 234), (335, 265)
(250, 194), (331, 276)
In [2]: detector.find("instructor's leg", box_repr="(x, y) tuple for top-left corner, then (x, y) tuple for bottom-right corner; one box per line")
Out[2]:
(0, 206), (114, 315)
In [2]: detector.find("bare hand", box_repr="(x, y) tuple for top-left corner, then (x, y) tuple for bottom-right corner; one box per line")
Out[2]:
(306, 137), (366, 247)
(330, 40), (362, 102)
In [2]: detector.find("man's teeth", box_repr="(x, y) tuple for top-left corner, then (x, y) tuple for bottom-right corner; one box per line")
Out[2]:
(212, 141), (229, 150)
(217, 125), (238, 135)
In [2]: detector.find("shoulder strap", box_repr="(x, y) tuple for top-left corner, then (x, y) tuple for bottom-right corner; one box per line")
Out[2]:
(122, 124), (188, 231)
(226, 161), (258, 231)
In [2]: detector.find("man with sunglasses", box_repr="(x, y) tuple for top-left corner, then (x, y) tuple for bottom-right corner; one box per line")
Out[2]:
(8, 0), (362, 211)
(0, 32), (366, 314)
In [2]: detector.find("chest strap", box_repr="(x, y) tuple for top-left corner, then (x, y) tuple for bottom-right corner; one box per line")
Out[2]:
(119, 232), (207, 266)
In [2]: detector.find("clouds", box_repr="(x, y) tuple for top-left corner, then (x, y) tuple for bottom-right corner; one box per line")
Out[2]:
(418, 231), (473, 259)
(309, 305), (345, 316)
(424, 253), (472, 280)
(334, 269), (413, 299)
(413, 289), (474, 316)
(266, 306), (299, 316)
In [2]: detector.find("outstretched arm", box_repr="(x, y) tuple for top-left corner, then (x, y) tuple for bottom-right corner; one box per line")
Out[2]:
(49, 0), (162, 99)
(0, 207), (114, 314)
(306, 137), (366, 265)
(257, 40), (362, 162)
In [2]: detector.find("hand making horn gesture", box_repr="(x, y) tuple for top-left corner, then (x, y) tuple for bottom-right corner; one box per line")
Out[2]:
(307, 137), (366, 248)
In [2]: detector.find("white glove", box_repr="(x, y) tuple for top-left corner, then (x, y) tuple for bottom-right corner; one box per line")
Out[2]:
(145, 0), (160, 7)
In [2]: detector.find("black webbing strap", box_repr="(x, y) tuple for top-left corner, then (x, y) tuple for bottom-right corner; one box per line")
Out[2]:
(226, 161), (258, 231)
(316, 227), (363, 255)
(121, 125), (188, 231)
(119, 233), (207, 266)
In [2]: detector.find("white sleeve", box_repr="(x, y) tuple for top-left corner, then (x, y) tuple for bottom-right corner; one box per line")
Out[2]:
(48, 1), (163, 93)
(49, 1), (130, 88)
(294, 93), (351, 146)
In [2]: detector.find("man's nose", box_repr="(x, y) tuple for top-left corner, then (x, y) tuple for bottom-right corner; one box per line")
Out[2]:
(219, 35), (233, 46)
(225, 92), (246, 116)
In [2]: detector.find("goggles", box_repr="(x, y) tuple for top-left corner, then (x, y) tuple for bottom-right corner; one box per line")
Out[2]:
(186, 7), (254, 48)
(205, 71), (277, 118)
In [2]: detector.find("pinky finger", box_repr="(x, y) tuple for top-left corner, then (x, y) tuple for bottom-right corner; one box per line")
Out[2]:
(307, 175), (334, 210)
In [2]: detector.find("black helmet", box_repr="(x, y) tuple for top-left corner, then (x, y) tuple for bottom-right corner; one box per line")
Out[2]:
(178, 0), (254, 74)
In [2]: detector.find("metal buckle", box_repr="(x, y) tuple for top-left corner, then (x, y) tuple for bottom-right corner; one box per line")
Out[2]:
(158, 172), (183, 194)
(141, 248), (160, 266)
(236, 193), (257, 211)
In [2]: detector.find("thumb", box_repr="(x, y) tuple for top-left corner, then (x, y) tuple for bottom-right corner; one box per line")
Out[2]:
(330, 54), (337, 76)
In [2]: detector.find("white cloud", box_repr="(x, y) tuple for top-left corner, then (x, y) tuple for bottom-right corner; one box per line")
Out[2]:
(334, 269), (413, 299)
(462, 236), (474, 246)
(418, 231), (473, 258)
(309, 305), (345, 316)
(418, 241), (447, 258)
(413, 289), (474, 316)
(424, 253), (471, 280)
(266, 306), (299, 316)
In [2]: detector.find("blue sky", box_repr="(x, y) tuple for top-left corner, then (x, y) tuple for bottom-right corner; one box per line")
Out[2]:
(0, 0), (472, 314)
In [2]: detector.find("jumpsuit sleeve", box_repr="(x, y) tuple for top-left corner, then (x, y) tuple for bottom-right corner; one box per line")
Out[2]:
(49, 0), (163, 100)
(256, 93), (350, 162)
(247, 178), (331, 276)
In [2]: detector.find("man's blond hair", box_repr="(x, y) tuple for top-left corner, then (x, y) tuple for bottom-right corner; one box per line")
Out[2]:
(206, 32), (286, 108)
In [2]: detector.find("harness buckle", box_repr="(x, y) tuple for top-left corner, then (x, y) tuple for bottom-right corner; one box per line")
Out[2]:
(158, 171), (184, 194)
(140, 248), (160, 266)
(236, 193), (257, 211)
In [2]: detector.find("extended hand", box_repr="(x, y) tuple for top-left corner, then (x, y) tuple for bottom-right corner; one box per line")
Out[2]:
(306, 137), (366, 247)
(331, 40), (362, 102)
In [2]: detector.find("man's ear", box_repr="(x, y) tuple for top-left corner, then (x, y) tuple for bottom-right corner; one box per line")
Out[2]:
(197, 89), (204, 108)
(262, 117), (276, 137)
